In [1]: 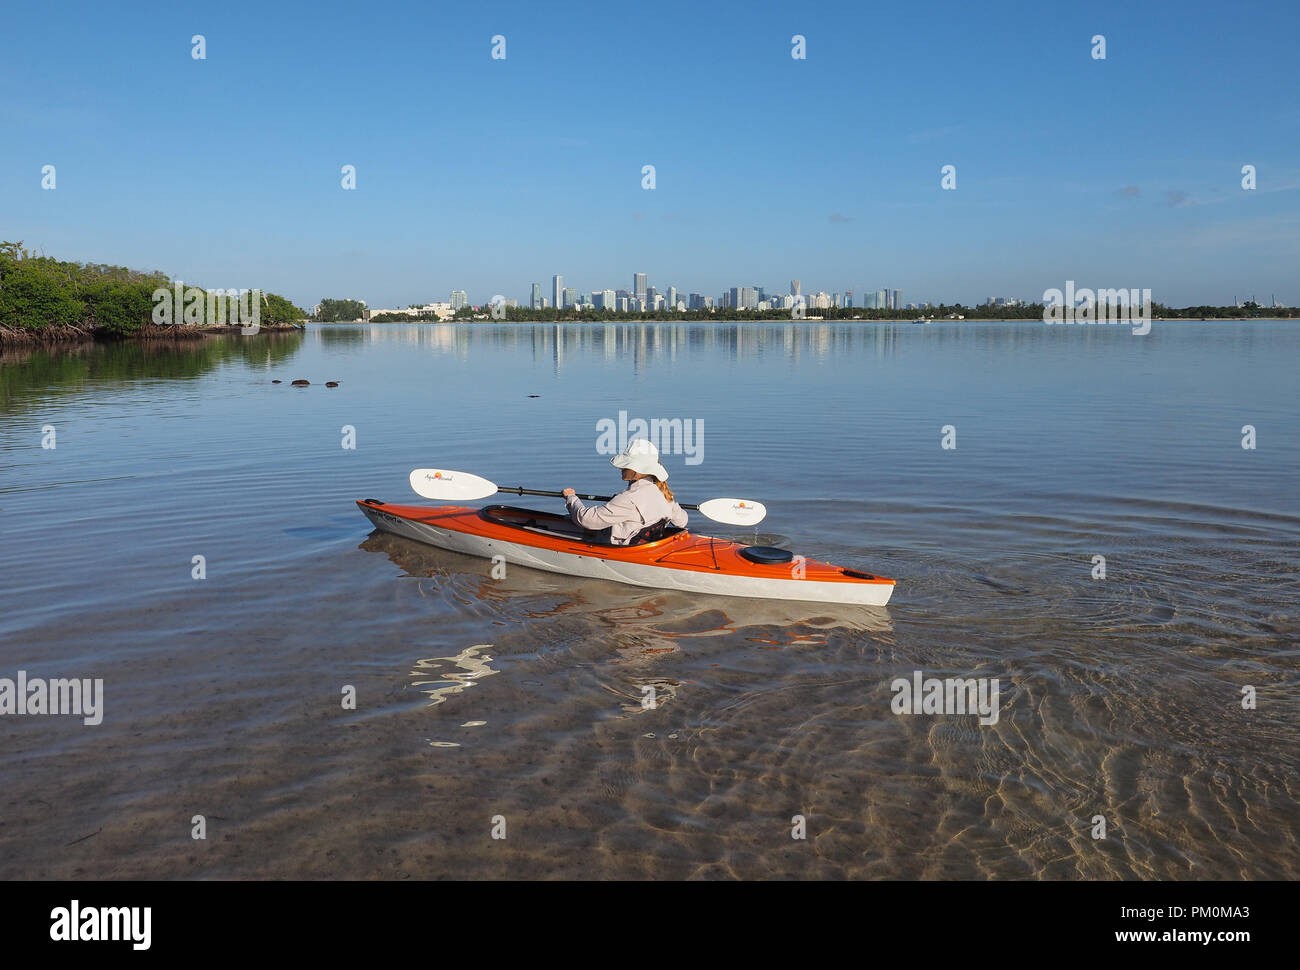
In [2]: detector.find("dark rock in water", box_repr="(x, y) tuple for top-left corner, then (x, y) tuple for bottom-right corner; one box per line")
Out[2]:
(272, 380), (282, 384)
(291, 379), (310, 386)
(325, 381), (339, 387)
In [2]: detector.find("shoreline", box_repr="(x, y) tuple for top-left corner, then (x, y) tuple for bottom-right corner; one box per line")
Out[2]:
(338, 316), (1292, 325)
(0, 322), (307, 347)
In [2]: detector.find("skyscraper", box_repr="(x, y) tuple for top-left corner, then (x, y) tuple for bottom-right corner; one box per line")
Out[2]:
(530, 283), (541, 310)
(553, 275), (563, 309)
(791, 280), (801, 297)
(668, 286), (677, 309)
(876, 289), (888, 310)
(634, 273), (647, 300)
(450, 290), (468, 310)
(892, 289), (901, 311)
(563, 287), (577, 308)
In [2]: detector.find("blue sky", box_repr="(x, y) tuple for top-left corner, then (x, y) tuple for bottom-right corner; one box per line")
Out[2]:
(2, 0), (1297, 308)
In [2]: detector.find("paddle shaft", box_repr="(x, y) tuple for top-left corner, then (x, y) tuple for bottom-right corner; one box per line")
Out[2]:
(496, 484), (701, 512)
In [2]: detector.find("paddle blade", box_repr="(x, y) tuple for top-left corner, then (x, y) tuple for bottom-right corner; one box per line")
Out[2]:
(409, 468), (498, 501)
(696, 498), (767, 526)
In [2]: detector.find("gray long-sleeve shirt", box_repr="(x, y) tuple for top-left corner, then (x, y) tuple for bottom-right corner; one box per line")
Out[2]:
(565, 478), (689, 545)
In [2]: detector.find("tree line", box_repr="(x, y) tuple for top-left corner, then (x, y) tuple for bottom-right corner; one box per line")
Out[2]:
(314, 299), (367, 322)
(0, 241), (306, 340)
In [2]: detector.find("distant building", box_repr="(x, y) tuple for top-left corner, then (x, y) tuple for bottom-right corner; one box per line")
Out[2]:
(791, 279), (801, 297)
(740, 286), (758, 310)
(450, 290), (468, 310)
(370, 302), (454, 321)
(668, 286), (677, 309)
(892, 289), (901, 311)
(563, 287), (577, 308)
(531, 283), (541, 310)
(844, 289), (853, 308)
(634, 273), (647, 300)
(553, 275), (563, 309)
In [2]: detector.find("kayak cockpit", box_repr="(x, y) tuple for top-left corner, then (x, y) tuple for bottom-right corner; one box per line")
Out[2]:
(479, 504), (688, 547)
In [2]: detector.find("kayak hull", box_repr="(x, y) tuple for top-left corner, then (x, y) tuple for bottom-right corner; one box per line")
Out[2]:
(357, 500), (894, 607)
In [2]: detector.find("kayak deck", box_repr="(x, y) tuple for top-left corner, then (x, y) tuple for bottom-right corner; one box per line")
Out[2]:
(356, 499), (894, 606)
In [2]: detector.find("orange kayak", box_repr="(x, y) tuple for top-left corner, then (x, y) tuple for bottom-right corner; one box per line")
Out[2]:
(357, 500), (894, 606)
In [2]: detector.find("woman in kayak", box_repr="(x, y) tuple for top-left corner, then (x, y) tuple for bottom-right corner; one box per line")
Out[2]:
(562, 438), (688, 545)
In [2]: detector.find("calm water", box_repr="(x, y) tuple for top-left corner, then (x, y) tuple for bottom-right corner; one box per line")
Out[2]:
(1, 321), (1297, 879)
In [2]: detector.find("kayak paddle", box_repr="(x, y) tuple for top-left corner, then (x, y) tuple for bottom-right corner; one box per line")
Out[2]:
(408, 468), (767, 526)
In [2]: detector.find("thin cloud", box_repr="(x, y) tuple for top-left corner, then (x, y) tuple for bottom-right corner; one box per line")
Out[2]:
(1116, 185), (1141, 198)
(829, 213), (854, 223)
(1166, 190), (1191, 207)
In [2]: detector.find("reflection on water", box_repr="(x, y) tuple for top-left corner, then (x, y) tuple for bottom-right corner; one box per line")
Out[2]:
(355, 319), (912, 376)
(0, 331), (305, 413)
(363, 530), (894, 650)
(346, 318), (1294, 379)
(603, 677), (681, 717)
(365, 530), (896, 725)
(411, 643), (499, 709)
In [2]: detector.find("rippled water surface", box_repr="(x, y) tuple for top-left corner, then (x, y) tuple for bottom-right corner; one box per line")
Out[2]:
(1, 321), (1297, 879)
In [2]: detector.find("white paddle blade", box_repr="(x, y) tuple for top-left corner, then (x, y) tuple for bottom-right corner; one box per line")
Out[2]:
(697, 498), (767, 526)
(409, 468), (499, 501)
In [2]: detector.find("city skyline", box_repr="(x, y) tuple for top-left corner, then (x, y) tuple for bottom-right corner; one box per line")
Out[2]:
(366, 269), (1289, 316)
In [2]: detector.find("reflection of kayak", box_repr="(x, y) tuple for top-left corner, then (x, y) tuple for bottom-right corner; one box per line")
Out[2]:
(357, 500), (895, 606)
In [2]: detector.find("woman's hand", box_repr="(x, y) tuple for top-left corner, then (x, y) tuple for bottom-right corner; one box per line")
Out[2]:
(562, 488), (576, 498)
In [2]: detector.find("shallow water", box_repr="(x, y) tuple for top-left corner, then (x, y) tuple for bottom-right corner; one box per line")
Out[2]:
(1, 321), (1297, 879)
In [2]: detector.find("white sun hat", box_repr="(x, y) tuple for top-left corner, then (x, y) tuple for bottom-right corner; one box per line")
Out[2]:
(611, 437), (669, 481)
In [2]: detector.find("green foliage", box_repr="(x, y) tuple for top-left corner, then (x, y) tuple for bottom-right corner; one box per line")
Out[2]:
(0, 254), (86, 329)
(260, 291), (305, 324)
(0, 242), (305, 336)
(316, 298), (366, 322)
(82, 279), (157, 334)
